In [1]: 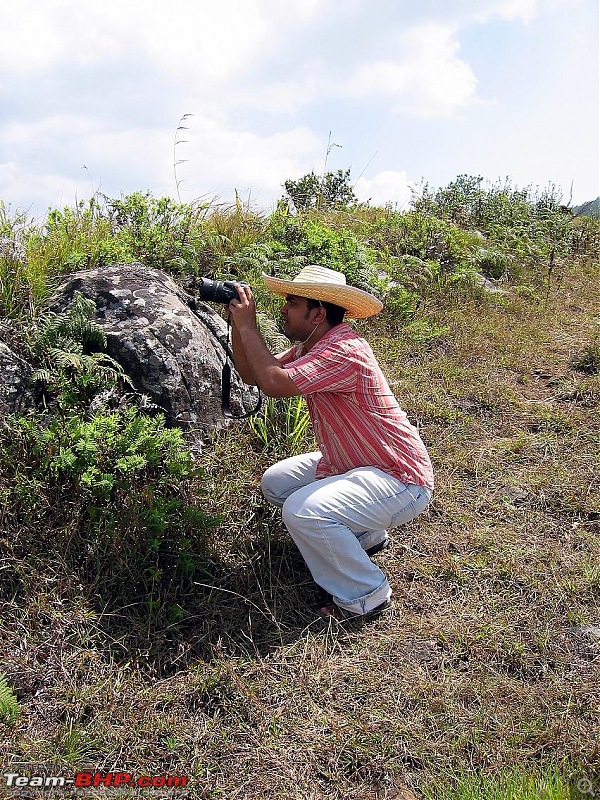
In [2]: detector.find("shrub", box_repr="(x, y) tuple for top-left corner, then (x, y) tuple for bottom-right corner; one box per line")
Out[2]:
(0, 405), (218, 615)
(105, 191), (209, 274)
(412, 175), (586, 277)
(265, 210), (383, 295)
(282, 169), (358, 213)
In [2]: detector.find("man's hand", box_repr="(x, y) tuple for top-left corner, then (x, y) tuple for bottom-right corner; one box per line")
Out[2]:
(228, 283), (257, 331)
(227, 283), (301, 398)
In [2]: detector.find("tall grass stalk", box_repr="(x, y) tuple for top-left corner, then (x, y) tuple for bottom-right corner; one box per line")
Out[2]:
(250, 395), (312, 456)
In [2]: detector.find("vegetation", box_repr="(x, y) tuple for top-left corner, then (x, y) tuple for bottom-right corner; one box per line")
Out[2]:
(573, 197), (600, 219)
(0, 174), (599, 799)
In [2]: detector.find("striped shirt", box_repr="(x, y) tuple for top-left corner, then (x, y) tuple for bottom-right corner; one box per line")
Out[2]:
(277, 323), (434, 489)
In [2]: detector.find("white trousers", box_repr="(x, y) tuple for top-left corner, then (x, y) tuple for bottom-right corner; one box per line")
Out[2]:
(261, 452), (432, 615)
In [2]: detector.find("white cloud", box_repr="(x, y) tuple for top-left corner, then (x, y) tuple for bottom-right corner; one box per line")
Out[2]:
(0, 0), (324, 81)
(0, 0), (595, 216)
(177, 118), (323, 207)
(493, 0), (538, 22)
(473, 0), (576, 25)
(348, 23), (479, 118)
(0, 109), (323, 214)
(354, 170), (415, 209)
(0, 160), (88, 221)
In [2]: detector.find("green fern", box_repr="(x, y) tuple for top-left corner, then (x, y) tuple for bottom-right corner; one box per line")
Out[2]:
(34, 292), (106, 351)
(256, 310), (289, 353)
(0, 674), (21, 725)
(30, 291), (131, 407)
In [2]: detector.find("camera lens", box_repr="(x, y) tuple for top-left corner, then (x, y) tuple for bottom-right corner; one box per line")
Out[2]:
(198, 278), (239, 304)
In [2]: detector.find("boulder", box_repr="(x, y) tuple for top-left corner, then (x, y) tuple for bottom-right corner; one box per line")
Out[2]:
(0, 338), (34, 415)
(47, 263), (260, 435)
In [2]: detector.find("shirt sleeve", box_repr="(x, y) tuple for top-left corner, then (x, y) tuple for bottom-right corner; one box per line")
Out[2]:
(275, 345), (300, 365)
(283, 340), (357, 395)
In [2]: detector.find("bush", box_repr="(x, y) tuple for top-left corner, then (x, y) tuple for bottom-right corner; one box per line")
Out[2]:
(106, 191), (209, 273)
(282, 169), (358, 213)
(265, 210), (383, 294)
(0, 405), (218, 619)
(412, 175), (591, 277)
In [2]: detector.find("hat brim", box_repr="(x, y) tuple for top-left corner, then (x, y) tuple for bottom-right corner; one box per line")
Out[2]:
(261, 274), (383, 319)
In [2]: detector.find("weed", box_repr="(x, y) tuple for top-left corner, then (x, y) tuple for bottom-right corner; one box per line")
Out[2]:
(251, 395), (313, 456)
(0, 673), (20, 725)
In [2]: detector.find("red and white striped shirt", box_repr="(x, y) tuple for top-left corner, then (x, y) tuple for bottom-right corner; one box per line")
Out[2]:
(277, 323), (434, 489)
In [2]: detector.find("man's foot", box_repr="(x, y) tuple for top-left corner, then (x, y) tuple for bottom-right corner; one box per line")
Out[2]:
(365, 539), (389, 557)
(318, 598), (393, 621)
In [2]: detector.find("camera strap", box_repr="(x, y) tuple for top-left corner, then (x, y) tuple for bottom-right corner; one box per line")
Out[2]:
(221, 315), (262, 419)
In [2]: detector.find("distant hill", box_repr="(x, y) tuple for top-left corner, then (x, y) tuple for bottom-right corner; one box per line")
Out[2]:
(573, 197), (600, 218)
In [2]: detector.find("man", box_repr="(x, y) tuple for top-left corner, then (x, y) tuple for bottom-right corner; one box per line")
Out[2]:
(228, 264), (433, 620)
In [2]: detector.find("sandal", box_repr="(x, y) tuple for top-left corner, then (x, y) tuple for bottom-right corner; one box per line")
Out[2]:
(318, 598), (393, 622)
(365, 539), (389, 557)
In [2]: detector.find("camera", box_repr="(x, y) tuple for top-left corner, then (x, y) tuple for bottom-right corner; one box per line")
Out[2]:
(198, 277), (248, 304)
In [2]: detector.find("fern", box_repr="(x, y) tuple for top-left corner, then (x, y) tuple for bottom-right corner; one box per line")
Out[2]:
(0, 674), (21, 725)
(30, 291), (131, 408)
(35, 292), (106, 351)
(256, 310), (289, 353)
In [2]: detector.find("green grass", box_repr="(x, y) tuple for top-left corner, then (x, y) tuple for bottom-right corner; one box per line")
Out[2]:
(421, 764), (590, 799)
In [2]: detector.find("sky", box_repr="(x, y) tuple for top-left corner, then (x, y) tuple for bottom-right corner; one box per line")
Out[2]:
(0, 0), (598, 222)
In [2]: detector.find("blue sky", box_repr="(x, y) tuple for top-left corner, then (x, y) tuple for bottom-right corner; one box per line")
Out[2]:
(0, 0), (598, 221)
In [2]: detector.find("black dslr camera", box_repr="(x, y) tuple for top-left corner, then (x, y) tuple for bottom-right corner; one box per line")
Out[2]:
(198, 277), (248, 304)
(195, 277), (260, 419)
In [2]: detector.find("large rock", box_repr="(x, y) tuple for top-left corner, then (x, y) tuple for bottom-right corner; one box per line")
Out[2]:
(48, 263), (259, 434)
(0, 338), (34, 415)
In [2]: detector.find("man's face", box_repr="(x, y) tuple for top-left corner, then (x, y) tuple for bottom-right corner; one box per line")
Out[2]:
(280, 294), (321, 341)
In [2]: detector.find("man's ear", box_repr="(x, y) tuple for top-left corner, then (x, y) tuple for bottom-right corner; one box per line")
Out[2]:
(312, 305), (328, 324)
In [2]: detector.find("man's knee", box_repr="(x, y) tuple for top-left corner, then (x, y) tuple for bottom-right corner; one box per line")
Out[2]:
(260, 467), (282, 506)
(282, 491), (327, 541)
(281, 493), (299, 529)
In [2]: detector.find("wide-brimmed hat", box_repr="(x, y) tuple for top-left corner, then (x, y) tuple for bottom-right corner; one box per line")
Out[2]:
(261, 265), (383, 319)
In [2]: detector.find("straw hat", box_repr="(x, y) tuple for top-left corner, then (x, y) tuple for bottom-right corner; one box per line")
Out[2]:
(261, 265), (383, 319)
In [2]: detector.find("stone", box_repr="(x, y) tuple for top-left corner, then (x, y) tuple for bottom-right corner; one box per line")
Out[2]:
(47, 263), (260, 435)
(0, 338), (34, 415)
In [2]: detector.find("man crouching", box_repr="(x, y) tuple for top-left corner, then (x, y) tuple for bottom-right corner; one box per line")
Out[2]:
(228, 264), (434, 621)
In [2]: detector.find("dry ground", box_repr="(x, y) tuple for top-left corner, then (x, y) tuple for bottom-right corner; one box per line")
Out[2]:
(1, 261), (598, 799)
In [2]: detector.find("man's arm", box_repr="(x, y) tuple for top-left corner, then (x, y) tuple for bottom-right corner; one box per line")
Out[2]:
(228, 286), (301, 398)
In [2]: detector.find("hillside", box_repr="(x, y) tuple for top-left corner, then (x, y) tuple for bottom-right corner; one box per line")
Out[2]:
(0, 177), (599, 799)
(573, 197), (600, 218)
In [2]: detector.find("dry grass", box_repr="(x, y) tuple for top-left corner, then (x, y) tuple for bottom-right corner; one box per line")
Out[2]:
(0, 261), (598, 799)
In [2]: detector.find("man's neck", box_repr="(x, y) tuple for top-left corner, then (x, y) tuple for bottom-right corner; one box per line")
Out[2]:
(298, 321), (341, 354)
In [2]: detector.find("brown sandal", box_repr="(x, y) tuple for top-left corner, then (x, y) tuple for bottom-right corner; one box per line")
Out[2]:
(318, 598), (393, 621)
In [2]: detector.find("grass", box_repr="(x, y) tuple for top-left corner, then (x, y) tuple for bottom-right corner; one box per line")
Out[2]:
(421, 764), (591, 799)
(0, 204), (599, 798)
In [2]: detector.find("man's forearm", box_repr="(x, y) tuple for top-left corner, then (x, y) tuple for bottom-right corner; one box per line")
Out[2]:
(235, 325), (300, 398)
